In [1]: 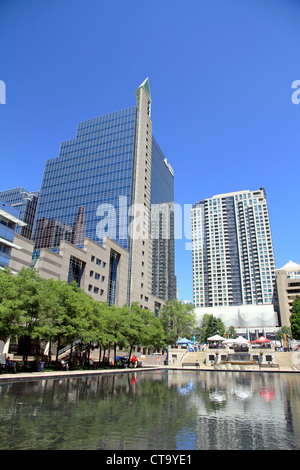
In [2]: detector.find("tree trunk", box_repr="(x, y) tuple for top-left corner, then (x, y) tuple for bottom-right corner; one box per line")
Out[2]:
(69, 340), (73, 363)
(56, 336), (61, 365)
(128, 346), (133, 367)
(113, 343), (117, 367)
(48, 338), (52, 366)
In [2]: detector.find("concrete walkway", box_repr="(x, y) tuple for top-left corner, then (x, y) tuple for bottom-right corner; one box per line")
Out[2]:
(0, 361), (299, 382)
(1, 351), (299, 382)
(0, 366), (160, 382)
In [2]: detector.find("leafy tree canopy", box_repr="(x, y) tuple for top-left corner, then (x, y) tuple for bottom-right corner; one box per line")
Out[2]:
(290, 296), (300, 340)
(0, 267), (171, 360)
(196, 313), (226, 343)
(160, 299), (196, 345)
(276, 326), (292, 342)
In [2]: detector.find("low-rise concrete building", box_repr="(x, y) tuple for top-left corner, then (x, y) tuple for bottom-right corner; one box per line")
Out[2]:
(8, 234), (165, 312)
(8, 233), (35, 272)
(0, 200), (27, 270)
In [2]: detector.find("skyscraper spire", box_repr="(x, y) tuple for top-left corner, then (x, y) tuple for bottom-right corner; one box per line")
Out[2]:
(135, 78), (151, 116)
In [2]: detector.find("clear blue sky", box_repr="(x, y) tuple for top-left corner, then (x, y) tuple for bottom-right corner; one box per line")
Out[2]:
(1, 0), (300, 302)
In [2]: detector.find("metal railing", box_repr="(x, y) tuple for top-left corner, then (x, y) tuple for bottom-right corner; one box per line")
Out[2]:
(58, 339), (82, 357)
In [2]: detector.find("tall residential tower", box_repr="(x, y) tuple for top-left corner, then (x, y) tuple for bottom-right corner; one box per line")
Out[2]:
(191, 188), (278, 328)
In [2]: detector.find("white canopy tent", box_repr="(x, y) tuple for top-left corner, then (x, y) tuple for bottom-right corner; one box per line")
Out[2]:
(234, 336), (249, 344)
(223, 338), (236, 344)
(207, 335), (225, 342)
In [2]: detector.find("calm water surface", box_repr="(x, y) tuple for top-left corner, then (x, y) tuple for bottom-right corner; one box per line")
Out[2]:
(0, 370), (300, 450)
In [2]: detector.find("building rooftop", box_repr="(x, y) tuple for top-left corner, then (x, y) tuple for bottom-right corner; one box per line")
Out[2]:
(279, 260), (300, 271)
(0, 200), (26, 226)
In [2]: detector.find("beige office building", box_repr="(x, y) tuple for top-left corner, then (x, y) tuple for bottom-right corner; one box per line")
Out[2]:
(276, 260), (300, 327)
(9, 234), (129, 307)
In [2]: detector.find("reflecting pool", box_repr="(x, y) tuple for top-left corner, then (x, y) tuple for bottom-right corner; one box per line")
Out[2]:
(0, 370), (300, 450)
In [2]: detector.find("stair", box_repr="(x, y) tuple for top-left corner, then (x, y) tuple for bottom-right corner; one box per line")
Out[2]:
(275, 351), (297, 369)
(182, 351), (300, 370)
(182, 351), (206, 365)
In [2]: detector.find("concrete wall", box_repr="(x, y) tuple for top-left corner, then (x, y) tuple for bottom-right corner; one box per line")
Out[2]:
(37, 237), (129, 306)
(8, 233), (34, 272)
(276, 269), (300, 327)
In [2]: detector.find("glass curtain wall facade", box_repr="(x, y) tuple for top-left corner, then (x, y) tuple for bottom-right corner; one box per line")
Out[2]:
(33, 107), (136, 251)
(192, 188), (276, 309)
(151, 137), (176, 300)
(32, 79), (176, 305)
(151, 138), (174, 205)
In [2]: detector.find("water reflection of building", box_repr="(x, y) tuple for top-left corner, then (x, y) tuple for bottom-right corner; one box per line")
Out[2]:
(1, 371), (300, 449)
(33, 217), (73, 249)
(33, 206), (86, 250)
(282, 374), (300, 444)
(167, 370), (299, 449)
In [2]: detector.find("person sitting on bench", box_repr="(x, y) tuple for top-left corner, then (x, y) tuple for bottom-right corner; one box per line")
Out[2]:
(5, 357), (16, 372)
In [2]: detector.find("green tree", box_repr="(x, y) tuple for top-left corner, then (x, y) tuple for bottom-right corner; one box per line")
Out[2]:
(33, 277), (63, 363)
(290, 296), (300, 340)
(193, 325), (203, 343)
(197, 314), (212, 343)
(198, 313), (225, 343)
(64, 283), (96, 360)
(160, 299), (196, 345)
(104, 304), (128, 365)
(216, 318), (225, 337)
(128, 303), (165, 356)
(225, 325), (236, 339)
(145, 314), (165, 351)
(0, 268), (42, 362)
(118, 303), (147, 363)
(90, 302), (114, 363)
(0, 267), (22, 338)
(276, 326), (292, 343)
(35, 278), (91, 363)
(81, 301), (110, 362)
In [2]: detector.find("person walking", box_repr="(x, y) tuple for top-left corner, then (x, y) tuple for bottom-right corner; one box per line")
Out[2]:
(131, 355), (138, 368)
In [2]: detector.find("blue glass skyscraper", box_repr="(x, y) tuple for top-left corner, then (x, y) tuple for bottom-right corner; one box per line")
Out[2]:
(34, 107), (136, 250)
(0, 187), (39, 240)
(33, 79), (176, 308)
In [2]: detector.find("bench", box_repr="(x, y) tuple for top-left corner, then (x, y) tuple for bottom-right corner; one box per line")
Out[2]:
(259, 363), (280, 369)
(0, 362), (17, 373)
(182, 362), (200, 368)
